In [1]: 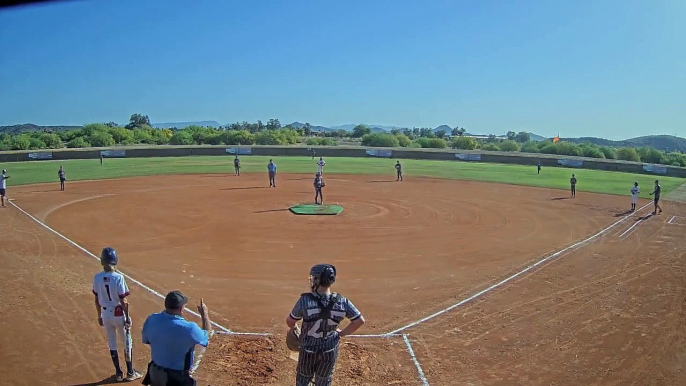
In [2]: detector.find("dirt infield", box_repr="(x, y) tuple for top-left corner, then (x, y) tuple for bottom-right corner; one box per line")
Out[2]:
(0, 173), (684, 385)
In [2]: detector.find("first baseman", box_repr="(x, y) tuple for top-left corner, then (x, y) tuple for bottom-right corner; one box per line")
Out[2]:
(93, 247), (142, 382)
(1, 169), (9, 207)
(286, 264), (366, 386)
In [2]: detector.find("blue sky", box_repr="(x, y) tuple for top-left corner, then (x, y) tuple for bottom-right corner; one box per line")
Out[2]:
(0, 0), (684, 139)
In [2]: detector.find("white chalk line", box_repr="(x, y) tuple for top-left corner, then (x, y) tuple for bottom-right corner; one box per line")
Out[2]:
(190, 330), (215, 374)
(668, 216), (676, 224)
(385, 201), (652, 336)
(9, 200), (232, 334)
(618, 212), (653, 239)
(403, 334), (430, 386)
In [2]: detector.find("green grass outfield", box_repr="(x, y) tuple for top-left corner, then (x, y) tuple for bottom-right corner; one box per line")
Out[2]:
(1, 156), (683, 199)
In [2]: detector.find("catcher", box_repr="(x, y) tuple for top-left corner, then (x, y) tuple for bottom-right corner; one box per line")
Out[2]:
(314, 172), (325, 205)
(286, 264), (365, 386)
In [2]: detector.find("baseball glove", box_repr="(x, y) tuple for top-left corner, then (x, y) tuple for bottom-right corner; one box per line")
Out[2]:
(286, 325), (302, 352)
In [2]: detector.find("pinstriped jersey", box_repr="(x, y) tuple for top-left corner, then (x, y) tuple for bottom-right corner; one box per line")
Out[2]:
(290, 292), (362, 350)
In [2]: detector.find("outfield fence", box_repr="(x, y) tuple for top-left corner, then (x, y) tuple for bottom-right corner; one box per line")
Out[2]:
(2, 145), (686, 178)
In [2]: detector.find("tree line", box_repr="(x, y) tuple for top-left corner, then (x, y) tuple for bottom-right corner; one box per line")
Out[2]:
(0, 114), (684, 167)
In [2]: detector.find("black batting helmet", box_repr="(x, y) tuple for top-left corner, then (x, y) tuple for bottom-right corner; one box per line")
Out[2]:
(310, 264), (336, 290)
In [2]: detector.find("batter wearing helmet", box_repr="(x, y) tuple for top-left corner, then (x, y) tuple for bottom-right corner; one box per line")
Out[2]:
(286, 264), (366, 386)
(92, 247), (142, 382)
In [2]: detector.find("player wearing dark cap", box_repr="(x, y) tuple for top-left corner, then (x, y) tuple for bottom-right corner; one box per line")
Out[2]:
(286, 264), (366, 386)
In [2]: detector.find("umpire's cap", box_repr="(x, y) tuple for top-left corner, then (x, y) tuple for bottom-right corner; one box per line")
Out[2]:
(100, 247), (118, 265)
(310, 264), (336, 287)
(165, 290), (188, 310)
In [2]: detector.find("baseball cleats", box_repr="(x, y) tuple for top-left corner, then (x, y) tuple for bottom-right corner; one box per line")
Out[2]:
(124, 370), (143, 382)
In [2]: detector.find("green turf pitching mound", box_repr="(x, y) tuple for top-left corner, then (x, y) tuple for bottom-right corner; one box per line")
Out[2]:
(289, 204), (343, 215)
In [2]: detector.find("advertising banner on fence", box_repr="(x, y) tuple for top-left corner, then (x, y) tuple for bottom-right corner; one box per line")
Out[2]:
(558, 159), (584, 167)
(100, 150), (126, 157)
(643, 164), (668, 175)
(366, 149), (392, 157)
(455, 153), (482, 161)
(28, 152), (53, 160)
(226, 147), (252, 155)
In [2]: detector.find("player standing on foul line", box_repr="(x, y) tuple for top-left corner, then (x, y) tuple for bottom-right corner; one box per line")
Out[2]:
(650, 179), (663, 215)
(1, 169), (9, 207)
(630, 182), (640, 211)
(286, 264), (365, 386)
(93, 247), (142, 382)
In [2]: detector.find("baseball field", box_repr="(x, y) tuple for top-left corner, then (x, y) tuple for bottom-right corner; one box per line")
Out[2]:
(1, 155), (685, 386)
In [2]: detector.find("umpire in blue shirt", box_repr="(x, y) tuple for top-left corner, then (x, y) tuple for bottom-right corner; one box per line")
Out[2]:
(141, 291), (212, 386)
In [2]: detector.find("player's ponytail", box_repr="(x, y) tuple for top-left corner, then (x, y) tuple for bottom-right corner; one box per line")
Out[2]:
(103, 263), (117, 272)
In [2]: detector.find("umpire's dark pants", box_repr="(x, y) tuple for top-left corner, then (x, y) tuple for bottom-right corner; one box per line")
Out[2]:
(296, 344), (339, 386)
(269, 172), (276, 186)
(142, 362), (196, 386)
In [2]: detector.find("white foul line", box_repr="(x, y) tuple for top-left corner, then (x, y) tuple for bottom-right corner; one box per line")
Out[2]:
(618, 212), (653, 239)
(668, 216), (677, 225)
(385, 201), (652, 335)
(403, 334), (430, 386)
(9, 201), (232, 334)
(190, 330), (215, 373)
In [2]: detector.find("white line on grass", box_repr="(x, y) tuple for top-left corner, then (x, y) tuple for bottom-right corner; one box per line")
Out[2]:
(403, 334), (430, 386)
(385, 201), (652, 335)
(9, 201), (232, 334)
(618, 212), (653, 239)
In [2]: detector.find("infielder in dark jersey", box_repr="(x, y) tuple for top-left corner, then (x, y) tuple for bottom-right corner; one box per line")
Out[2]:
(286, 264), (365, 386)
(395, 161), (403, 181)
(234, 156), (240, 176)
(570, 174), (577, 198)
(314, 172), (324, 205)
(58, 166), (66, 191)
(649, 179), (663, 215)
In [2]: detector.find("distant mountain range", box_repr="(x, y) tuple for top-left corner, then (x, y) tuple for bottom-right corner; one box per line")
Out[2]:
(1, 122), (683, 152)
(562, 135), (686, 153)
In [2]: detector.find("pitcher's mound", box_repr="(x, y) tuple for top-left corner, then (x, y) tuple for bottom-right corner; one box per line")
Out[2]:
(289, 204), (343, 215)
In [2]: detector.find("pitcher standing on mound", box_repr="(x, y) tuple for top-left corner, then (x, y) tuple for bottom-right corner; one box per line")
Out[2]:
(286, 264), (366, 386)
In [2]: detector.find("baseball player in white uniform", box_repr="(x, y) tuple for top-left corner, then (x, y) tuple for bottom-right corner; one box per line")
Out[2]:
(317, 157), (326, 175)
(630, 182), (640, 211)
(93, 247), (142, 382)
(1, 169), (9, 207)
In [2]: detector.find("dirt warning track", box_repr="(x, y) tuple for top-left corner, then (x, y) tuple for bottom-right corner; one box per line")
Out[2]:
(1, 173), (684, 385)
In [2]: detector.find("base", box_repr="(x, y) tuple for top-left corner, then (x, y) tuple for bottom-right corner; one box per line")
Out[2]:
(289, 204), (343, 215)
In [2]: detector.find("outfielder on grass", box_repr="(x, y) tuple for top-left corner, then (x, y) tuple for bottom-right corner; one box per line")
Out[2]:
(92, 247), (142, 382)
(286, 264), (366, 386)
